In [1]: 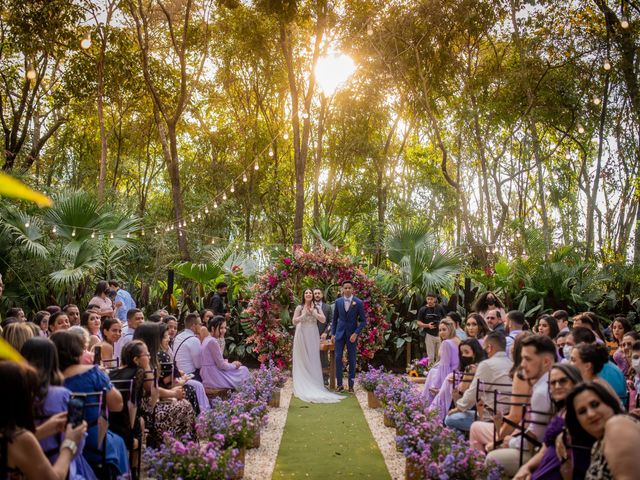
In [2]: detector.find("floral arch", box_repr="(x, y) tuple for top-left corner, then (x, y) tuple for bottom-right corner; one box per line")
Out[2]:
(245, 249), (390, 369)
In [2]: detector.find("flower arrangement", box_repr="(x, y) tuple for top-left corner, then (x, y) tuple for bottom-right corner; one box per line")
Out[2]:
(245, 249), (390, 369)
(143, 433), (243, 479)
(356, 365), (386, 392)
(406, 357), (429, 377)
(373, 373), (413, 407)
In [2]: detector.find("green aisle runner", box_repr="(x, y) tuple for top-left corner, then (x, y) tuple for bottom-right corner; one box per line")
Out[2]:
(272, 394), (391, 479)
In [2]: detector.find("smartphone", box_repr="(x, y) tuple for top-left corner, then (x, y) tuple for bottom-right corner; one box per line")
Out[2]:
(67, 397), (85, 427)
(93, 345), (102, 365)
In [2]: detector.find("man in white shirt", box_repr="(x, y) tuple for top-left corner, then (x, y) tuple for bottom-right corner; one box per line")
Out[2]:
(445, 332), (513, 432)
(486, 335), (555, 477)
(174, 312), (203, 380)
(505, 310), (525, 359)
(114, 309), (145, 361)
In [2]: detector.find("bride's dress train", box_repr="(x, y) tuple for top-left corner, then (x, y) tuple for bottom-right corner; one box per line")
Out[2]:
(292, 308), (344, 403)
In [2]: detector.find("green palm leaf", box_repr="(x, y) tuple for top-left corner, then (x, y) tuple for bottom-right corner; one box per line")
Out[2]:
(0, 208), (48, 258)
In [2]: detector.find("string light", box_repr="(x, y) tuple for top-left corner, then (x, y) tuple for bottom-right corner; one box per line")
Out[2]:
(593, 96), (601, 105)
(72, 228), (77, 237)
(367, 24), (374, 36)
(243, 173), (248, 182)
(565, 152), (571, 160)
(26, 66), (36, 80)
(154, 228), (158, 234)
(222, 193), (227, 201)
(126, 232), (131, 238)
(214, 201), (218, 209)
(604, 60), (612, 71)
(302, 112), (309, 119)
(197, 213), (201, 219)
(91, 231), (96, 239)
(179, 230), (183, 237)
(80, 32), (92, 49)
(211, 238), (215, 244)
(283, 133), (289, 140)
(190, 215), (195, 223)
(577, 124), (585, 134)
(24, 220), (30, 228)
(141, 229), (145, 236)
(254, 162), (259, 171)
(621, 16), (629, 29)
(109, 232), (114, 239)
(268, 150), (274, 157)
(205, 206), (209, 214)
(230, 183), (235, 193)
(52, 226), (57, 234)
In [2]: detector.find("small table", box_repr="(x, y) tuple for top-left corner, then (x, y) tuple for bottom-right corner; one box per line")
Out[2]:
(320, 340), (336, 389)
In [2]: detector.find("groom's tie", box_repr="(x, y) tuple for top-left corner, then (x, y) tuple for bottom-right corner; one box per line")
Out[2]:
(344, 297), (350, 312)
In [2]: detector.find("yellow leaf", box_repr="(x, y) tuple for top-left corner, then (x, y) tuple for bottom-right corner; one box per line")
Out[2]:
(0, 172), (52, 207)
(0, 337), (25, 363)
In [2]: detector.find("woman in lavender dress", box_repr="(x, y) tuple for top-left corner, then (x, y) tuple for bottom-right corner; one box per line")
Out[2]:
(201, 315), (250, 389)
(21, 337), (97, 480)
(422, 318), (461, 405)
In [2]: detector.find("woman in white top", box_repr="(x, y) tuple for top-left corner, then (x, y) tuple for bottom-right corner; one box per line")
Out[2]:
(88, 281), (115, 317)
(291, 289), (344, 403)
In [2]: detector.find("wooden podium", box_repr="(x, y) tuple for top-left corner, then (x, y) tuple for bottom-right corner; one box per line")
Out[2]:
(320, 340), (336, 389)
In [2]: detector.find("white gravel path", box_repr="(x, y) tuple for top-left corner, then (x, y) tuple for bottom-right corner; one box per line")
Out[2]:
(354, 384), (405, 480)
(243, 379), (293, 479)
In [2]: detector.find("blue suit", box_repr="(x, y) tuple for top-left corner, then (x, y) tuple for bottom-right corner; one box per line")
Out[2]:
(331, 296), (367, 388)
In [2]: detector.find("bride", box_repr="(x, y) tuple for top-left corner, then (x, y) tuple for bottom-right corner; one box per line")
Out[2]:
(292, 289), (344, 403)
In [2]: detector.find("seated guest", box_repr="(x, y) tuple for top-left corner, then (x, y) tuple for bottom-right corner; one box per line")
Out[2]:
(464, 313), (490, 344)
(94, 317), (122, 368)
(573, 312), (605, 344)
(469, 332), (532, 451)
(114, 308), (145, 361)
(613, 330), (638, 376)
(609, 316), (632, 357)
(485, 335), (555, 477)
(117, 340), (195, 448)
(535, 314), (559, 340)
(555, 331), (570, 360)
(448, 311), (467, 340)
(445, 332), (513, 433)
(0, 361), (87, 480)
(565, 382), (640, 479)
(21, 337), (97, 480)
(429, 338), (485, 421)
(422, 318), (460, 404)
(135, 322), (209, 415)
(201, 315), (250, 390)
(513, 364), (593, 480)
(552, 309), (571, 334)
(3, 322), (34, 352)
(68, 326), (95, 365)
(484, 309), (506, 334)
(174, 312), (203, 380)
(50, 330), (129, 475)
(6, 307), (26, 322)
(199, 309), (214, 342)
(63, 304), (81, 327)
(162, 315), (178, 349)
(48, 311), (70, 334)
(34, 310), (50, 337)
(571, 342), (627, 406)
(80, 310), (102, 348)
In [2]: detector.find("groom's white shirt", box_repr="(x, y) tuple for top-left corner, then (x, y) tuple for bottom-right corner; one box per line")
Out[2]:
(343, 296), (352, 311)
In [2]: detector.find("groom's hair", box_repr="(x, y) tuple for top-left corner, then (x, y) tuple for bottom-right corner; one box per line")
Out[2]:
(341, 280), (353, 286)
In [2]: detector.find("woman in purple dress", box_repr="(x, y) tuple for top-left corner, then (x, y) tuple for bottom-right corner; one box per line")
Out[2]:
(422, 318), (461, 404)
(21, 337), (97, 480)
(513, 364), (593, 480)
(201, 315), (250, 389)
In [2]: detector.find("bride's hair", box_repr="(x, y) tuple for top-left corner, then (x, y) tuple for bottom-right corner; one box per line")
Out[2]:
(299, 288), (314, 307)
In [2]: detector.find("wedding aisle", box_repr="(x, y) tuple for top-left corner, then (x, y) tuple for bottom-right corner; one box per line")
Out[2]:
(272, 394), (391, 479)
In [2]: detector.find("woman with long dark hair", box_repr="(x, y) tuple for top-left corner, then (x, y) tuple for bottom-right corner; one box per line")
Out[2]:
(0, 361), (87, 480)
(201, 315), (250, 390)
(464, 313), (490, 344)
(88, 281), (115, 318)
(471, 291), (506, 320)
(536, 314), (560, 340)
(21, 337), (96, 479)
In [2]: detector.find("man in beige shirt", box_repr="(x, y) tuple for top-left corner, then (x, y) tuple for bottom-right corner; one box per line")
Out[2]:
(445, 332), (513, 432)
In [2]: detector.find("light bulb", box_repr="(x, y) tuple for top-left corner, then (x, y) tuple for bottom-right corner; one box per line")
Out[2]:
(243, 174), (248, 182)
(52, 226), (57, 234)
(367, 26), (374, 36)
(214, 201), (218, 209)
(302, 112), (309, 119)
(230, 183), (235, 193)
(190, 215), (195, 223)
(80, 33), (92, 49)
(577, 125), (585, 134)
(268, 150), (274, 157)
(110, 232), (114, 239)
(179, 230), (183, 237)
(91, 231), (96, 238)
(211, 238), (215, 244)
(604, 60), (611, 70)
(565, 153), (571, 160)
(141, 229), (145, 236)
(197, 213), (201, 219)
(223, 193), (227, 200)
(254, 162), (259, 171)
(155, 228), (159, 234)
(235, 245), (239, 250)
(72, 228), (76, 237)
(205, 206), (209, 214)
(283, 133), (289, 140)
(593, 96), (601, 105)
(26, 66), (36, 80)
(621, 17), (629, 29)
(165, 226), (170, 232)
(126, 232), (131, 238)
(24, 220), (30, 228)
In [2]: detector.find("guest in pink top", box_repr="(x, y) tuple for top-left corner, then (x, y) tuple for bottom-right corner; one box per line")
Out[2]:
(201, 315), (249, 389)
(88, 281), (116, 318)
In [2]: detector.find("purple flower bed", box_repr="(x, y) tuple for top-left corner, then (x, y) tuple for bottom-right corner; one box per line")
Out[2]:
(356, 365), (386, 392)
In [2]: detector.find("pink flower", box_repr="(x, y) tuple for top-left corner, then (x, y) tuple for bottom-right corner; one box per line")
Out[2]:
(283, 257), (292, 266)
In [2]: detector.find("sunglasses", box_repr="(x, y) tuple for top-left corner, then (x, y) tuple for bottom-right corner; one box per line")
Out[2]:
(549, 377), (570, 387)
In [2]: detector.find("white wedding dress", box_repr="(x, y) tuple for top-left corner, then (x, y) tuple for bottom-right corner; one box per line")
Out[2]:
(292, 306), (344, 403)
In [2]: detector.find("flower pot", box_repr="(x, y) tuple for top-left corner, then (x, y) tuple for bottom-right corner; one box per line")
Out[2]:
(408, 376), (426, 384)
(405, 458), (423, 480)
(269, 388), (281, 408)
(383, 412), (395, 428)
(367, 390), (380, 409)
(230, 447), (246, 479)
(249, 431), (261, 449)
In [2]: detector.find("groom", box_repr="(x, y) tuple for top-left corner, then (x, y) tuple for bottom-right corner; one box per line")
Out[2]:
(332, 279), (367, 392)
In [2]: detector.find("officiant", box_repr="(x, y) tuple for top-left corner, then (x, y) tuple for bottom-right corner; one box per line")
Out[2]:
(314, 288), (332, 385)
